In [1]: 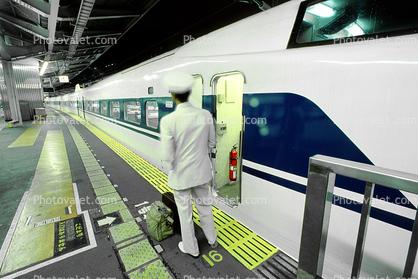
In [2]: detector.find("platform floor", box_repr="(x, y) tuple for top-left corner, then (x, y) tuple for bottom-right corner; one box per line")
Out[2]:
(0, 108), (297, 279)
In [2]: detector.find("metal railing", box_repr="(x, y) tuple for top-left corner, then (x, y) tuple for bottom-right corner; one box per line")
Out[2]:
(297, 155), (418, 279)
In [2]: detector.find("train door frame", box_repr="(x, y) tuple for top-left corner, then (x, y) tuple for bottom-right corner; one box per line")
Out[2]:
(210, 71), (246, 208)
(77, 97), (80, 117)
(190, 74), (203, 109)
(82, 96), (86, 119)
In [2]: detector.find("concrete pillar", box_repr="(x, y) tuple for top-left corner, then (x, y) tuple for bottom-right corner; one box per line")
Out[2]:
(2, 61), (22, 126)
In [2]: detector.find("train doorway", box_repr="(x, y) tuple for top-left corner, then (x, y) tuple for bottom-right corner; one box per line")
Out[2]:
(211, 72), (245, 207)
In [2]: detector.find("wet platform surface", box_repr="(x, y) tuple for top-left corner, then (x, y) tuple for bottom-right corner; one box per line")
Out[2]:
(0, 108), (297, 279)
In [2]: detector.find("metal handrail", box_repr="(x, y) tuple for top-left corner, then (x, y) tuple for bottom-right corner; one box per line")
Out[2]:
(297, 155), (418, 279)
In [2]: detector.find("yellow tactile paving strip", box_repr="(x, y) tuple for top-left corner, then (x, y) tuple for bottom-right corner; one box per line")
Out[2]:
(0, 130), (77, 275)
(67, 111), (278, 270)
(8, 122), (42, 148)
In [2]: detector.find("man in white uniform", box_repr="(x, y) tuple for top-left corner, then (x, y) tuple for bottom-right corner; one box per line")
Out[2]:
(160, 71), (217, 257)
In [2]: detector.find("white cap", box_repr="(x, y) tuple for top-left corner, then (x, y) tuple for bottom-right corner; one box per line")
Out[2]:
(163, 71), (195, 94)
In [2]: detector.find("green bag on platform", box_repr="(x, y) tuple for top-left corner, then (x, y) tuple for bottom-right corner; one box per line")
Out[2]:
(146, 201), (175, 241)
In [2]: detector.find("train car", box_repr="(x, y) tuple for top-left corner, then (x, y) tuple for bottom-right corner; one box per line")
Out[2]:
(46, 0), (418, 277)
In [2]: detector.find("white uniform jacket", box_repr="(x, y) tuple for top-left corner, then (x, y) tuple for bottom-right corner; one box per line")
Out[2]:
(160, 102), (216, 190)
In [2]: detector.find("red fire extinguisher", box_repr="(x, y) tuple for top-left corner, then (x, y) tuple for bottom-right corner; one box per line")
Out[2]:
(229, 144), (238, 181)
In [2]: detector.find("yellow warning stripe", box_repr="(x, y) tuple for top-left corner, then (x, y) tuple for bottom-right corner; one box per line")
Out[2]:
(66, 112), (278, 270)
(8, 122), (42, 148)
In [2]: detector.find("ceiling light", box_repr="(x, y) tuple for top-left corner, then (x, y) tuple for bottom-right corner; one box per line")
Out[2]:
(39, 61), (49, 76)
(307, 3), (335, 18)
(346, 22), (365, 36)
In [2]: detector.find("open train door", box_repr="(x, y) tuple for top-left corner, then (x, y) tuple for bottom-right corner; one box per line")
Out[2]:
(210, 72), (245, 208)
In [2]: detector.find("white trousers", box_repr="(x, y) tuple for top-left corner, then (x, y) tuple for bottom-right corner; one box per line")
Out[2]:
(173, 181), (217, 255)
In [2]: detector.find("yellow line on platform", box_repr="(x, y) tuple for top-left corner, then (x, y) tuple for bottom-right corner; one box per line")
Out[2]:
(8, 122), (42, 148)
(0, 130), (77, 276)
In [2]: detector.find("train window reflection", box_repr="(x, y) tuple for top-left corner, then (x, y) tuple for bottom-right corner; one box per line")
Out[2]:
(93, 101), (99, 113)
(100, 100), (107, 115)
(110, 101), (120, 118)
(291, 0), (418, 47)
(146, 101), (158, 128)
(124, 101), (141, 124)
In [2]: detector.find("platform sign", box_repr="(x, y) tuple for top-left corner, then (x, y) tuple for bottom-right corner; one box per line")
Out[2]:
(59, 75), (69, 83)
(54, 216), (88, 256)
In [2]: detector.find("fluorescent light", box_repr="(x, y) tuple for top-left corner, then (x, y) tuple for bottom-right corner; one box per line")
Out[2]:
(307, 3), (335, 18)
(346, 22), (365, 36)
(39, 61), (49, 76)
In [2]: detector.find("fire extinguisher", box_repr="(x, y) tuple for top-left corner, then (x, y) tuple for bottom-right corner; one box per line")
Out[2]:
(229, 144), (238, 181)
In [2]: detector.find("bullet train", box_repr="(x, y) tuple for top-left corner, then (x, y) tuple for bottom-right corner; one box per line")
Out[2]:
(47, 0), (418, 277)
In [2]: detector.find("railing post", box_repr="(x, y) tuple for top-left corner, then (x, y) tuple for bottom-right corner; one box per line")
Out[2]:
(297, 162), (336, 279)
(403, 211), (418, 277)
(351, 181), (375, 278)
(298, 155), (418, 278)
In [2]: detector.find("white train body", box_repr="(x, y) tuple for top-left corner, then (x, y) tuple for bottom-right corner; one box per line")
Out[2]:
(47, 0), (418, 277)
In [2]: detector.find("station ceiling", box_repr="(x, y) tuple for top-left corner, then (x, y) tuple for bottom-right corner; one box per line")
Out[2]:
(0, 0), (287, 95)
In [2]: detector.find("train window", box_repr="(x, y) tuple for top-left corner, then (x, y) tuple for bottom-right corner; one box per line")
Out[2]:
(148, 87), (154, 95)
(288, 0), (418, 48)
(93, 101), (99, 113)
(100, 101), (108, 115)
(145, 101), (159, 128)
(123, 101), (141, 124)
(110, 101), (120, 118)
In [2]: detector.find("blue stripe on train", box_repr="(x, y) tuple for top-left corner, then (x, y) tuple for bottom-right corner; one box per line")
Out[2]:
(239, 92), (414, 209)
(243, 165), (307, 194)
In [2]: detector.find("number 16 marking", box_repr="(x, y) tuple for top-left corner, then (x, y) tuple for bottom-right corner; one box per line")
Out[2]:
(203, 250), (223, 266)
